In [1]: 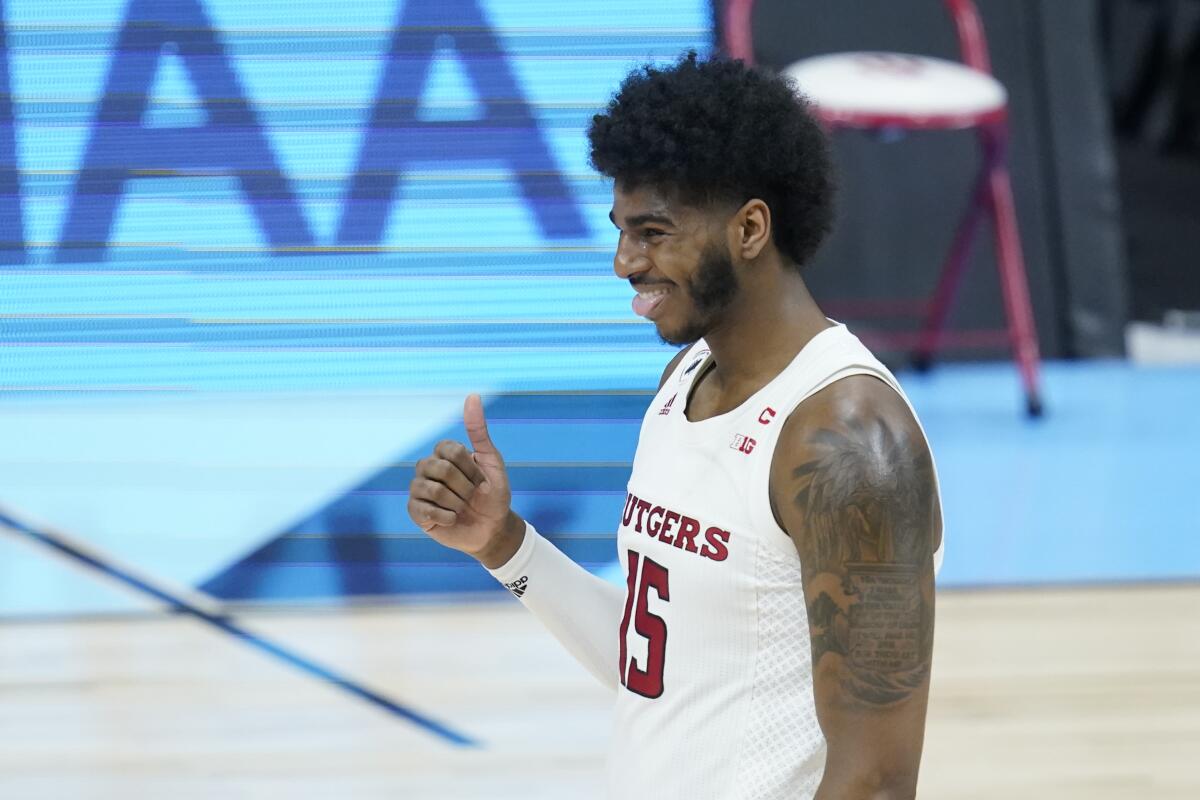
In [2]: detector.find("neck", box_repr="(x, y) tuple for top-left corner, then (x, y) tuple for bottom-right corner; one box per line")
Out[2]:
(697, 262), (832, 399)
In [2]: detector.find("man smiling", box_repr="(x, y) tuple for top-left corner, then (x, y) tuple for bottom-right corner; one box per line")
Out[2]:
(408, 53), (945, 799)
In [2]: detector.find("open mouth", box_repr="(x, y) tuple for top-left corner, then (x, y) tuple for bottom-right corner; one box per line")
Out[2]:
(632, 286), (671, 319)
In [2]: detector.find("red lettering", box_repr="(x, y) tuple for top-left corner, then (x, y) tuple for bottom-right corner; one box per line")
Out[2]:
(620, 493), (730, 563)
(634, 499), (651, 532)
(622, 493), (636, 527)
(659, 511), (679, 546)
(739, 437), (757, 454)
(674, 516), (701, 553)
(646, 506), (665, 536)
(700, 526), (730, 562)
(758, 407), (777, 424)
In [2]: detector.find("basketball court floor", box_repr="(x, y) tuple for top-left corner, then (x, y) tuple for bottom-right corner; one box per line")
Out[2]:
(1, 585), (1197, 799)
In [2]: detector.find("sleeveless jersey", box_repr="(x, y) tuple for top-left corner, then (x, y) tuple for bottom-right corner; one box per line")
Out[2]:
(608, 321), (945, 800)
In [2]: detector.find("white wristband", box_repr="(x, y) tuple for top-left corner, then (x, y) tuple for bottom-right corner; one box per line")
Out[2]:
(484, 521), (624, 690)
(486, 520), (539, 598)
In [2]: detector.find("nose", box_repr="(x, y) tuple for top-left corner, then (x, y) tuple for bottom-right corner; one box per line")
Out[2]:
(613, 231), (650, 280)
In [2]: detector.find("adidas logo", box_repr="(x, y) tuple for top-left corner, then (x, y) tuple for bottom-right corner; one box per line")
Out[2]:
(659, 393), (676, 416)
(505, 575), (529, 597)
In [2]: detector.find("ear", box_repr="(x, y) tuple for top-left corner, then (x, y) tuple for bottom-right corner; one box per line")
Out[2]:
(729, 198), (771, 261)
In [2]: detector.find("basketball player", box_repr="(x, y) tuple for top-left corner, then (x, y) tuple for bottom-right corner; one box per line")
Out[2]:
(408, 53), (944, 799)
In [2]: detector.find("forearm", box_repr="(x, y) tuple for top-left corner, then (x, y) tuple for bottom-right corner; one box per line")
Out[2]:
(486, 520), (624, 689)
(811, 693), (927, 800)
(814, 766), (917, 800)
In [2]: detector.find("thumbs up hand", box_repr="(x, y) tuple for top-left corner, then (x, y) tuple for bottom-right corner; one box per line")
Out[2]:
(407, 394), (526, 569)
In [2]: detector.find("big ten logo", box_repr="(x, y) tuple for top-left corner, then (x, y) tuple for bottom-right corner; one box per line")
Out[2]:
(0, 0), (586, 266)
(730, 433), (756, 454)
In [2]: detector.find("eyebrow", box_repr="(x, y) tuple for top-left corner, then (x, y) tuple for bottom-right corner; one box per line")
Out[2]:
(608, 211), (676, 228)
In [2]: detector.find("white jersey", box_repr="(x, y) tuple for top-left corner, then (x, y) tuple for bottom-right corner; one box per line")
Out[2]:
(609, 321), (944, 800)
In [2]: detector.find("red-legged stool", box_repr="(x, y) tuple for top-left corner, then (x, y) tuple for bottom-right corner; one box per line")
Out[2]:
(726, 0), (1045, 417)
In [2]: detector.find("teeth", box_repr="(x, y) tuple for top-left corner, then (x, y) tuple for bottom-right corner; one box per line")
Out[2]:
(638, 289), (669, 300)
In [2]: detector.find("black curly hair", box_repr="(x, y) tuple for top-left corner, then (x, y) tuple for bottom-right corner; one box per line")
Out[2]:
(588, 52), (835, 270)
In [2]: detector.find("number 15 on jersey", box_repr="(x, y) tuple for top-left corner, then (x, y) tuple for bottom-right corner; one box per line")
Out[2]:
(619, 550), (670, 698)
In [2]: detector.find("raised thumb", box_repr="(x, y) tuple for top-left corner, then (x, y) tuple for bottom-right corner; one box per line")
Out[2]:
(463, 393), (497, 455)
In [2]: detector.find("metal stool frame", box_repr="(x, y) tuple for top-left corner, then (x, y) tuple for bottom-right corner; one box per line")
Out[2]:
(725, 0), (1045, 416)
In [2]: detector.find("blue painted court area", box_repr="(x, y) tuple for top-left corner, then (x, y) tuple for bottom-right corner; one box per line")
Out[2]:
(897, 360), (1199, 586)
(199, 359), (1200, 599)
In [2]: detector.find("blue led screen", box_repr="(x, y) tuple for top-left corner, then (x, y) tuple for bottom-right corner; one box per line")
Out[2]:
(0, 1), (713, 614)
(3, 0), (713, 394)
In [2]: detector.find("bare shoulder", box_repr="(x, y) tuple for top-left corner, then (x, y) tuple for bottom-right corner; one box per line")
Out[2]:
(656, 344), (695, 390)
(772, 374), (931, 485)
(787, 374), (921, 439)
(769, 373), (941, 568)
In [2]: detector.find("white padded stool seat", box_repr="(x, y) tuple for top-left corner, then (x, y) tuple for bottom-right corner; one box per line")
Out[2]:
(784, 52), (1008, 129)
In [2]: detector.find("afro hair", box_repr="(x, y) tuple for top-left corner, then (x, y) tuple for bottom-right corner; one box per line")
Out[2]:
(588, 52), (835, 270)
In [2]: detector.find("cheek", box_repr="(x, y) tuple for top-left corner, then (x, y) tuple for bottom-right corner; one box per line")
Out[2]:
(659, 241), (705, 282)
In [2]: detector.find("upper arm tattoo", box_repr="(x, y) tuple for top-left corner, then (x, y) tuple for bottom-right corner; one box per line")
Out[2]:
(789, 413), (937, 708)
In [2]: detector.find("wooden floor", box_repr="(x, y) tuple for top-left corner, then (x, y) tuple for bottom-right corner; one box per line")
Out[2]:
(1, 584), (1197, 799)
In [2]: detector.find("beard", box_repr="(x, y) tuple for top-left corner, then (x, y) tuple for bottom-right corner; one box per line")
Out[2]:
(658, 242), (740, 346)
